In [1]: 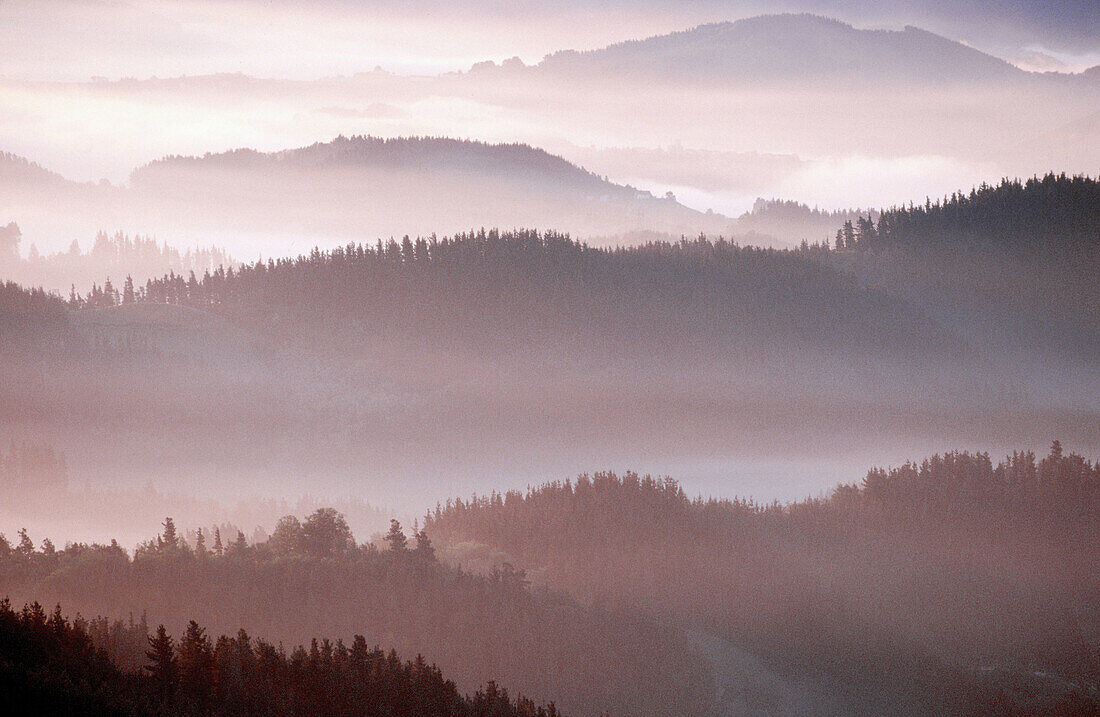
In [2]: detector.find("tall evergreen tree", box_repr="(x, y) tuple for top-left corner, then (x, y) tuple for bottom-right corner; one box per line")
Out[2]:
(385, 519), (408, 552)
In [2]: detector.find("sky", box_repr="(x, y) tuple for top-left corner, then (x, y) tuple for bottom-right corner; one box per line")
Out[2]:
(1, 0), (1097, 82)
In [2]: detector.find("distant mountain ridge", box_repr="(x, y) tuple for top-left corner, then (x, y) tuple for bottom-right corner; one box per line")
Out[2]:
(135, 136), (622, 198)
(522, 14), (1076, 85)
(125, 135), (735, 241)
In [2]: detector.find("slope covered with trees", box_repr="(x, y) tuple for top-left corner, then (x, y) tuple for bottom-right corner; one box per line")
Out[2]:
(836, 173), (1099, 254)
(0, 510), (712, 716)
(426, 444), (1100, 714)
(126, 228), (953, 362)
(0, 598), (561, 716)
(4, 225), (1089, 520)
(821, 173), (1100, 365)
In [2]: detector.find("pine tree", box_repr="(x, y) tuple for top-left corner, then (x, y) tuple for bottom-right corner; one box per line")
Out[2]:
(145, 624), (177, 688)
(17, 528), (33, 556)
(414, 528), (434, 560)
(385, 519), (407, 551)
(177, 620), (213, 695)
(162, 517), (178, 551)
(102, 277), (117, 307)
(842, 220), (856, 249)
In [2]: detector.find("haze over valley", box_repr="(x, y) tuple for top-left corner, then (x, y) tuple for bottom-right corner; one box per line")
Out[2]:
(1, 3), (1097, 715)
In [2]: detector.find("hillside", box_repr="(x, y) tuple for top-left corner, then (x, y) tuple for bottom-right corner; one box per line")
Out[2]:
(847, 173), (1100, 253)
(819, 174), (1100, 366)
(0, 139), (733, 254)
(425, 445), (1100, 714)
(130, 229), (960, 362)
(1, 511), (710, 716)
(127, 136), (732, 241)
(4, 227), (1092, 512)
(0, 598), (562, 716)
(528, 15), (1042, 86)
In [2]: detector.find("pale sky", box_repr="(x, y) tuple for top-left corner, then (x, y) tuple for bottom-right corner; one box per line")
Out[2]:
(2, 0), (1096, 82)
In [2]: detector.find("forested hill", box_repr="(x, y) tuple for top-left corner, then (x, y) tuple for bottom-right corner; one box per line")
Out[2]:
(0, 598), (561, 717)
(0, 511), (710, 716)
(426, 444), (1100, 714)
(0, 281), (70, 347)
(819, 174), (1100, 365)
(527, 14), (1039, 86)
(137, 137), (615, 196)
(838, 173), (1100, 253)
(0, 152), (70, 188)
(124, 136), (731, 240)
(119, 229), (957, 363)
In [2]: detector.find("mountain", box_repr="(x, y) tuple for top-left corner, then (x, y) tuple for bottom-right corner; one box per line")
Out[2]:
(125, 136), (733, 243)
(0, 139), (734, 255)
(521, 14), (1048, 86)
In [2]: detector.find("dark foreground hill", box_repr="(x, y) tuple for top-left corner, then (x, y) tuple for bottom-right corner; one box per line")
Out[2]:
(0, 598), (561, 717)
(0, 511), (710, 716)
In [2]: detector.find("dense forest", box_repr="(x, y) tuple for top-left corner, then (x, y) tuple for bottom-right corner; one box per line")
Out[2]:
(426, 443), (1100, 714)
(820, 173), (1100, 365)
(0, 597), (561, 716)
(831, 174), (1099, 253)
(100, 228), (953, 363)
(0, 280), (69, 340)
(0, 510), (712, 716)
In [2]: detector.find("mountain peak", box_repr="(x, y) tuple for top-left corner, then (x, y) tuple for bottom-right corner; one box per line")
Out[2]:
(535, 13), (1023, 85)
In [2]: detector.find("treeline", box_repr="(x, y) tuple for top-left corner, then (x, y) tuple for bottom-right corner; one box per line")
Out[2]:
(0, 280), (68, 337)
(736, 198), (874, 246)
(0, 509), (712, 716)
(0, 225), (233, 298)
(139, 135), (617, 196)
(0, 598), (560, 717)
(830, 173), (1099, 253)
(87, 228), (947, 363)
(426, 444), (1100, 714)
(817, 174), (1100, 365)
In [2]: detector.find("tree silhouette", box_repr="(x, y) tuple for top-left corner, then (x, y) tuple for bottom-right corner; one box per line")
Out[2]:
(145, 624), (177, 689)
(385, 519), (408, 552)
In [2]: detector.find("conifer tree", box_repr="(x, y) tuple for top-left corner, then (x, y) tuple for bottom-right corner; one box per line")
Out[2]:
(145, 624), (177, 689)
(161, 517), (178, 551)
(385, 519), (407, 551)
